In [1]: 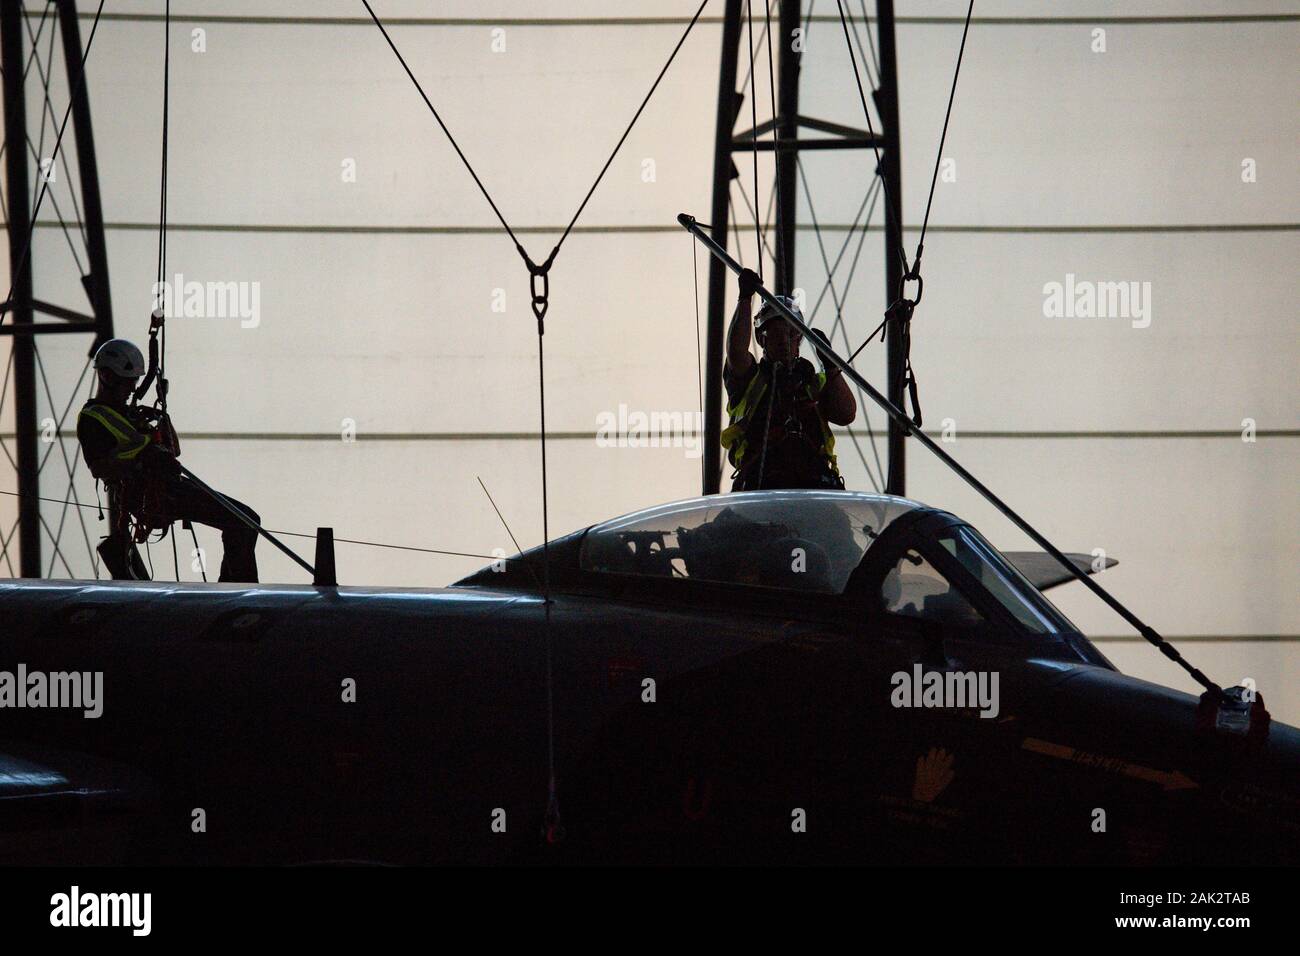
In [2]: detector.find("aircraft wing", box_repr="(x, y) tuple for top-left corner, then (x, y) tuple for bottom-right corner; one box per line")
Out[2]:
(1004, 551), (1117, 591)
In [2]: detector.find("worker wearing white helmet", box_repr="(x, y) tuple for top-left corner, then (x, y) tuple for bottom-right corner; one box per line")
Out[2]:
(721, 268), (856, 491)
(77, 338), (260, 581)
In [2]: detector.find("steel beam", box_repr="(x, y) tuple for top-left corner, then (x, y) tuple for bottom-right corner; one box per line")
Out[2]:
(2, 0), (40, 576)
(875, 0), (907, 494)
(703, 0), (744, 495)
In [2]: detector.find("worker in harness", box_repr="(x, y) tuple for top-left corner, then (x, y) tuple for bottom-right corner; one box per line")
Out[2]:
(722, 268), (856, 491)
(77, 338), (261, 582)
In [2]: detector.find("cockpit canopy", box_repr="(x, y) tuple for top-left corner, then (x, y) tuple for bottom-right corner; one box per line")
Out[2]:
(579, 490), (926, 594)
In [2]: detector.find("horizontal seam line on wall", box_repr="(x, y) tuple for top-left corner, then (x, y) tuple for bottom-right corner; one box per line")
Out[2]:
(12, 430), (1297, 442)
(32, 222), (1300, 236)
(47, 13), (1300, 27)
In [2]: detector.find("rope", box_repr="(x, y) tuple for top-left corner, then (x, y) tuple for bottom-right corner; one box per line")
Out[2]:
(552, 0), (709, 257)
(911, 0), (974, 279)
(148, 0), (172, 415)
(691, 234), (704, 488)
(362, 0), (712, 843)
(833, 0), (908, 278)
(762, 0), (785, 293)
(359, 0), (523, 249)
(753, 362), (777, 491)
(534, 316), (562, 841)
(0, 489), (502, 563)
(855, 0), (881, 85)
(187, 522), (206, 581)
(745, 0), (763, 279)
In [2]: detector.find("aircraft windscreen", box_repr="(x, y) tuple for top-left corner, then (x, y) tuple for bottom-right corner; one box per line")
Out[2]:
(580, 491), (923, 593)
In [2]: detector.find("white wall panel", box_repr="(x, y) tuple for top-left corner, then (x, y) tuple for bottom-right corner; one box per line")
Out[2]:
(4, 4), (1297, 723)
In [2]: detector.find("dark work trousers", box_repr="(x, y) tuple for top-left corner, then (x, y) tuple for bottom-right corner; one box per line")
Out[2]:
(165, 476), (260, 582)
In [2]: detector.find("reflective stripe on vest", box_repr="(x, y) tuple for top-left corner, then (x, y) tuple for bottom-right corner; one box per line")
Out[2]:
(722, 365), (838, 473)
(80, 404), (150, 461)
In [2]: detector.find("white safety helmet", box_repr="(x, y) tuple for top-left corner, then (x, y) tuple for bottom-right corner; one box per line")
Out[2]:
(93, 338), (146, 380)
(755, 295), (804, 332)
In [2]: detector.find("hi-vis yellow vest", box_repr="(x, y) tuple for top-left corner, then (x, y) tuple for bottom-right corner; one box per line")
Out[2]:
(720, 363), (838, 474)
(79, 403), (151, 463)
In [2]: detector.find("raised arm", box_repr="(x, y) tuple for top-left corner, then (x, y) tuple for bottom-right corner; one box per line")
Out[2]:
(726, 268), (762, 378)
(809, 328), (857, 426)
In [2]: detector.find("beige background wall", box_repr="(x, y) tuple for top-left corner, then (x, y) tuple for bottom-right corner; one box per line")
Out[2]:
(2, 1), (1296, 719)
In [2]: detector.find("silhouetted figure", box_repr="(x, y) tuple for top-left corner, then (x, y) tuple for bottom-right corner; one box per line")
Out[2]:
(722, 268), (856, 491)
(78, 338), (260, 582)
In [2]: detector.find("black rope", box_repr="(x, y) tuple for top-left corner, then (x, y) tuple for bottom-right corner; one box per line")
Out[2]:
(359, 0), (523, 249)
(156, 0), (170, 297)
(762, 0), (784, 292)
(150, 0), (171, 416)
(188, 523), (205, 581)
(753, 361), (777, 491)
(0, 488), (508, 564)
(170, 523), (179, 581)
(727, 193), (744, 267)
(732, 175), (775, 263)
(911, 0), (975, 281)
(553, 0), (709, 256)
(0, 0), (106, 328)
(362, 0), (713, 842)
(745, 0), (763, 279)
(535, 315), (563, 841)
(833, 0), (909, 278)
(738, 0), (773, 99)
(856, 0), (882, 83)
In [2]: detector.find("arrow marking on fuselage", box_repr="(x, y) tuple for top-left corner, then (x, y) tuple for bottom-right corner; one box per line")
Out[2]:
(1021, 737), (1198, 791)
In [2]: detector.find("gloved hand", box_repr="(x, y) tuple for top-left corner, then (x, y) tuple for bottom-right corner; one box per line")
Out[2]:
(737, 267), (762, 299)
(808, 327), (835, 371)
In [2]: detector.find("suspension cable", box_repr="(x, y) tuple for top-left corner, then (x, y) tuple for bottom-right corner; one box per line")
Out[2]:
(911, 0), (974, 281)
(762, 0), (784, 292)
(833, 0), (908, 278)
(359, 0), (522, 249)
(0, 489), (504, 563)
(745, 0), (763, 278)
(154, 0), (170, 413)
